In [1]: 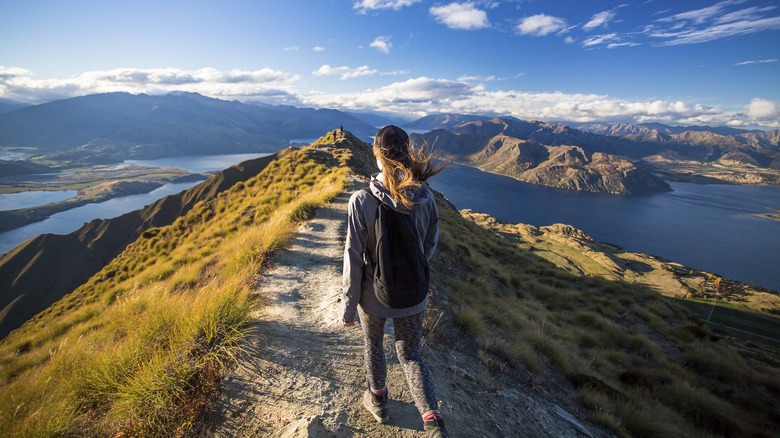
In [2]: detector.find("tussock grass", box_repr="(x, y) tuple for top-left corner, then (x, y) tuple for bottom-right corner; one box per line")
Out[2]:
(0, 143), (351, 436)
(431, 192), (780, 437)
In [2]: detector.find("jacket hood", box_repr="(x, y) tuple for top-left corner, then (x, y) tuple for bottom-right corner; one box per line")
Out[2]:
(369, 173), (430, 214)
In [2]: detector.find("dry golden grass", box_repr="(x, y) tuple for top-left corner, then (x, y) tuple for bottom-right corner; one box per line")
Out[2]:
(0, 142), (350, 437)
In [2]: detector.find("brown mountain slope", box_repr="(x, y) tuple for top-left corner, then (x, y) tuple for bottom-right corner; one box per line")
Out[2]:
(521, 147), (671, 194)
(423, 130), (670, 194)
(0, 151), (283, 339)
(423, 117), (780, 186)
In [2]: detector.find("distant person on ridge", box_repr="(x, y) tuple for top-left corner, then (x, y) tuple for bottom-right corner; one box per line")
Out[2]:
(341, 125), (450, 437)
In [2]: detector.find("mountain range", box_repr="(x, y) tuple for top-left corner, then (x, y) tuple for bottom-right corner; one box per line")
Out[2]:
(576, 122), (761, 137)
(0, 98), (29, 115)
(1, 93), (779, 191)
(414, 116), (780, 191)
(0, 92), (376, 166)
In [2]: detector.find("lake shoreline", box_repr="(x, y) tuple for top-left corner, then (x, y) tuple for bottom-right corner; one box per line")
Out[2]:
(430, 164), (780, 293)
(0, 174), (208, 232)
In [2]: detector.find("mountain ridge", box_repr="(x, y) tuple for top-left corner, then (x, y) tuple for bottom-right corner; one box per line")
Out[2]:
(418, 119), (671, 194)
(0, 92), (377, 166)
(417, 116), (780, 187)
(0, 150), (283, 339)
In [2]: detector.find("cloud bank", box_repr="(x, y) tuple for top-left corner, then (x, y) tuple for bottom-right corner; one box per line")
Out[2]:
(0, 67), (301, 104)
(1, 67), (777, 130)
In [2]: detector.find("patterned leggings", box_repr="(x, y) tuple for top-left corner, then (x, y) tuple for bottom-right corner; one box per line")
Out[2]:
(358, 307), (438, 416)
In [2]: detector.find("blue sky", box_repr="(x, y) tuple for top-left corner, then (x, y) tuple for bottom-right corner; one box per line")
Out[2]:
(1, 0), (779, 128)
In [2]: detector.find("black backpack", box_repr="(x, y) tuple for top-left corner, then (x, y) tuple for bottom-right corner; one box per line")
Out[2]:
(362, 188), (429, 308)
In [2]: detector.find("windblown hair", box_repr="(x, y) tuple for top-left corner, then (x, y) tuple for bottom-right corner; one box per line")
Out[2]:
(374, 138), (450, 209)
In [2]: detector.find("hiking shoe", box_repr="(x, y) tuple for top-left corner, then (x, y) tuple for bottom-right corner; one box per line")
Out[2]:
(363, 389), (390, 423)
(424, 417), (449, 438)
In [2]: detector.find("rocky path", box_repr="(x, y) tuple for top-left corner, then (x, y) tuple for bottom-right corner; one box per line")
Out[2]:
(203, 176), (601, 438)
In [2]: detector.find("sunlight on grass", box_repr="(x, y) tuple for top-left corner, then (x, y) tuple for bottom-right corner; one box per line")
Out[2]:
(0, 139), (352, 436)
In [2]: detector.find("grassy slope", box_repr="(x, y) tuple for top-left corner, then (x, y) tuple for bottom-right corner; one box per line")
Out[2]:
(427, 194), (780, 437)
(460, 210), (780, 316)
(2, 129), (779, 437)
(457, 209), (780, 350)
(0, 136), (351, 437)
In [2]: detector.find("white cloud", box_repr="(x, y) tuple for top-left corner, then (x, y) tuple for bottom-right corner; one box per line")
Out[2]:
(656, 0), (738, 25)
(299, 76), (779, 129)
(429, 2), (491, 30)
(651, 2), (780, 46)
(457, 73), (523, 82)
(607, 42), (639, 48)
(735, 59), (778, 65)
(0, 67), (300, 103)
(380, 70), (412, 75)
(653, 16), (780, 45)
(370, 36), (392, 54)
(313, 65), (350, 77)
(300, 77), (478, 116)
(584, 10), (617, 31)
(564, 36), (576, 44)
(715, 5), (778, 24)
(746, 98), (779, 119)
(2, 67), (777, 129)
(283, 46), (300, 52)
(517, 14), (567, 36)
(312, 64), (377, 80)
(353, 0), (420, 13)
(313, 46), (325, 52)
(582, 33), (619, 47)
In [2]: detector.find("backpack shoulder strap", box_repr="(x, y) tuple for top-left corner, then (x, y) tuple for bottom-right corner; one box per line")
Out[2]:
(359, 186), (381, 268)
(360, 186), (379, 203)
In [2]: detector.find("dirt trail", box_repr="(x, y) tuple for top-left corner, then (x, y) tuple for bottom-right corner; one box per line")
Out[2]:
(204, 176), (600, 437)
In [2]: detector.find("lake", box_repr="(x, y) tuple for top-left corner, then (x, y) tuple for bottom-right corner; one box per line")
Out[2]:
(428, 164), (780, 293)
(0, 153), (272, 254)
(117, 153), (272, 174)
(0, 190), (77, 211)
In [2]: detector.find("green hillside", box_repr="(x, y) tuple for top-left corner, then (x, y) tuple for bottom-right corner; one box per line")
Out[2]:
(1, 130), (779, 437)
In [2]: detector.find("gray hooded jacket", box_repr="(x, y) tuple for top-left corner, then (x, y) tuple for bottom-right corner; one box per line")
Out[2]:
(341, 173), (439, 322)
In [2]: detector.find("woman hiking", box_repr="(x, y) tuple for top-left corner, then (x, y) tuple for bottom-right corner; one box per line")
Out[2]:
(341, 125), (450, 438)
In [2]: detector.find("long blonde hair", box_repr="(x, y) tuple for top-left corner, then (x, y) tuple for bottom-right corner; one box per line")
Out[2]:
(374, 126), (449, 209)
